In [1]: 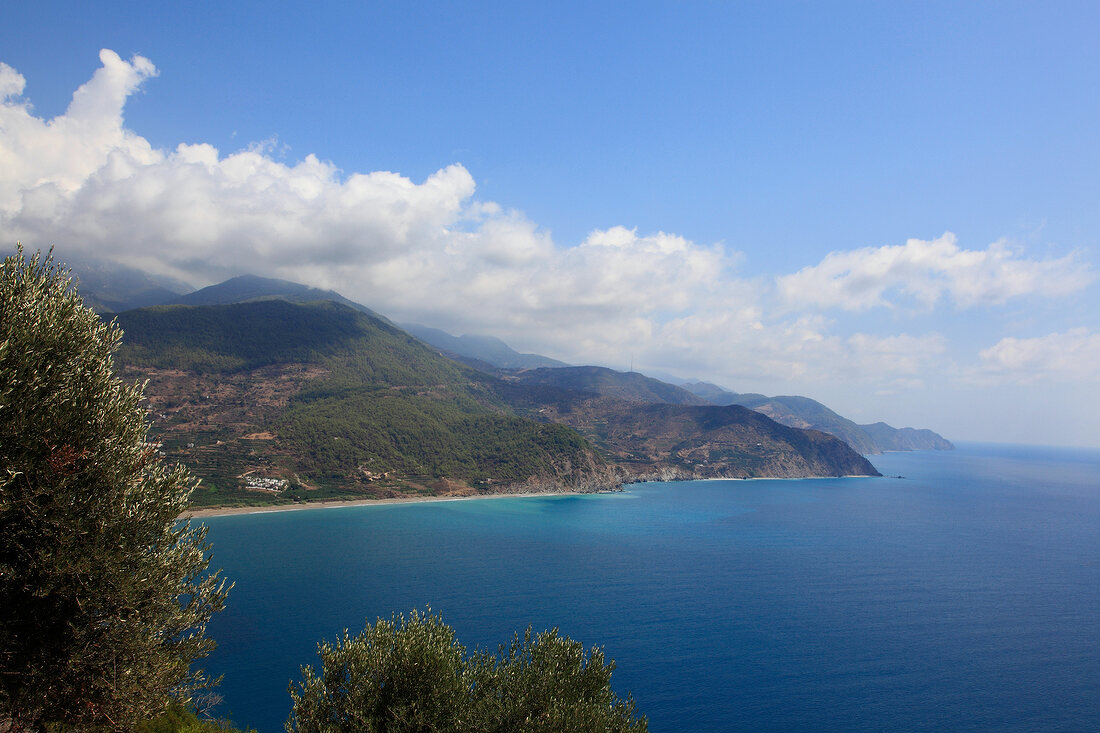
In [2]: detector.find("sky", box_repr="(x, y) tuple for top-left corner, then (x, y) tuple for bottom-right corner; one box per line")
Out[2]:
(2, 1), (1099, 447)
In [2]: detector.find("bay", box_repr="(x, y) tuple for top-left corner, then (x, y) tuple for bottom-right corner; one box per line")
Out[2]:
(200, 443), (1100, 731)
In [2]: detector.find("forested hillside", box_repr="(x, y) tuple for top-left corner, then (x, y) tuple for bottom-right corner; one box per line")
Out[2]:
(490, 378), (879, 479)
(113, 296), (880, 509)
(114, 301), (616, 506)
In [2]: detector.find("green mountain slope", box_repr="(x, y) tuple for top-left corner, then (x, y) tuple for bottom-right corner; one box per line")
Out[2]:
(506, 366), (712, 406)
(595, 402), (880, 479)
(168, 274), (393, 323)
(114, 301), (615, 507)
(112, 299), (880, 507)
(490, 380), (880, 479)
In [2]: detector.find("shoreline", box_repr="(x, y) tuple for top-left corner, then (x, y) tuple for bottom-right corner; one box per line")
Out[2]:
(698, 473), (880, 481)
(180, 489), (594, 519)
(180, 470), (882, 519)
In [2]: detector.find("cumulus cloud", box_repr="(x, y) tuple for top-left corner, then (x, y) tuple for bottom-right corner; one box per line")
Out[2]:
(0, 50), (1092, 404)
(0, 50), (749, 370)
(0, 62), (25, 99)
(777, 233), (1093, 312)
(974, 328), (1100, 384)
(0, 50), (160, 215)
(0, 50), (476, 284)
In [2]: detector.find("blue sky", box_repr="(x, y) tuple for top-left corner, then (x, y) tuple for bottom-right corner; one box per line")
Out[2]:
(3, 2), (1099, 446)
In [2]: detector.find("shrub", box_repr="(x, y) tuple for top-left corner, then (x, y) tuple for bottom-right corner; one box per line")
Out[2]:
(287, 608), (647, 733)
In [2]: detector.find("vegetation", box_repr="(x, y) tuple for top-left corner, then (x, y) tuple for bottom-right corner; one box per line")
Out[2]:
(0, 248), (231, 731)
(278, 390), (598, 485)
(134, 701), (256, 733)
(113, 300), (615, 502)
(115, 300), (370, 373)
(505, 365), (710, 406)
(114, 299), (468, 383)
(287, 608), (647, 733)
(108, 275), (886, 504)
(0, 257), (648, 731)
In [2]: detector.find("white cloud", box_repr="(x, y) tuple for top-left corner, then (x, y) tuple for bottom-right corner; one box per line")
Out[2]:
(847, 332), (948, 375)
(974, 328), (1100, 384)
(777, 232), (1093, 312)
(0, 51), (749, 367)
(0, 50), (1094, 411)
(0, 50), (160, 216)
(0, 62), (25, 99)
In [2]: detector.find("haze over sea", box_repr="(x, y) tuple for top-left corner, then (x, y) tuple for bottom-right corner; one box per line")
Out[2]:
(201, 444), (1100, 732)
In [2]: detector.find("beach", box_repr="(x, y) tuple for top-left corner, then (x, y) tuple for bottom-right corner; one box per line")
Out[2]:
(180, 489), (588, 519)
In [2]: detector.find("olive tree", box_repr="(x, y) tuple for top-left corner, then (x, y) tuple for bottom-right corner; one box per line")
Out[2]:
(0, 247), (231, 731)
(287, 608), (471, 733)
(471, 626), (646, 733)
(287, 608), (647, 733)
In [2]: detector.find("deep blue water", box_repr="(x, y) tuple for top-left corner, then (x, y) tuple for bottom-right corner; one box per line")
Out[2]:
(200, 443), (1100, 731)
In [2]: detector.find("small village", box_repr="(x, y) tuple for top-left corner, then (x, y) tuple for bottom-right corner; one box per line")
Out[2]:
(241, 476), (288, 493)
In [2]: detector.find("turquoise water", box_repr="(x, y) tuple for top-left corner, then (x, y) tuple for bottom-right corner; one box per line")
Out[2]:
(200, 443), (1100, 731)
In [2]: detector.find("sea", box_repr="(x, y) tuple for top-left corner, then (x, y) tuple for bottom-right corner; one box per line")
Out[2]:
(199, 443), (1100, 732)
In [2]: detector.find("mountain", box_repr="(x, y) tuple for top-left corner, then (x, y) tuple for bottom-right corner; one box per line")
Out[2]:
(59, 260), (939, 469)
(505, 366), (712, 406)
(680, 381), (952, 454)
(859, 422), (955, 451)
(676, 380), (747, 405)
(111, 298), (880, 508)
(114, 300), (616, 507)
(490, 380), (879, 479)
(72, 261), (944, 456)
(63, 257), (190, 313)
(595, 403), (879, 479)
(402, 324), (569, 369)
(165, 274), (393, 323)
(724, 395), (880, 455)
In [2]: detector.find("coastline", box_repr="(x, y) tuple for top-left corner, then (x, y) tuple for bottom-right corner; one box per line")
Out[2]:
(180, 470), (883, 520)
(695, 473), (879, 481)
(180, 489), (593, 519)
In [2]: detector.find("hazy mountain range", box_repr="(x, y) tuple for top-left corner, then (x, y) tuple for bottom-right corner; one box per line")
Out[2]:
(679, 383), (954, 454)
(401, 323), (569, 370)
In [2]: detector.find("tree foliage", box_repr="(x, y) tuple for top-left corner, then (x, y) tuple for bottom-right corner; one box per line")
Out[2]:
(286, 608), (647, 733)
(134, 700), (256, 733)
(0, 247), (231, 731)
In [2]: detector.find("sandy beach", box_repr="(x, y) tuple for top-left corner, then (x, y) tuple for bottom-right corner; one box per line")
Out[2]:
(179, 489), (590, 519)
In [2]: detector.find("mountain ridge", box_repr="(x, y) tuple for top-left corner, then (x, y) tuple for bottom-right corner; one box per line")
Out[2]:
(68, 263), (950, 498)
(166, 274), (394, 323)
(112, 298), (880, 507)
(114, 300), (620, 507)
(402, 323), (569, 370)
(66, 256), (949, 458)
(680, 381), (952, 454)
